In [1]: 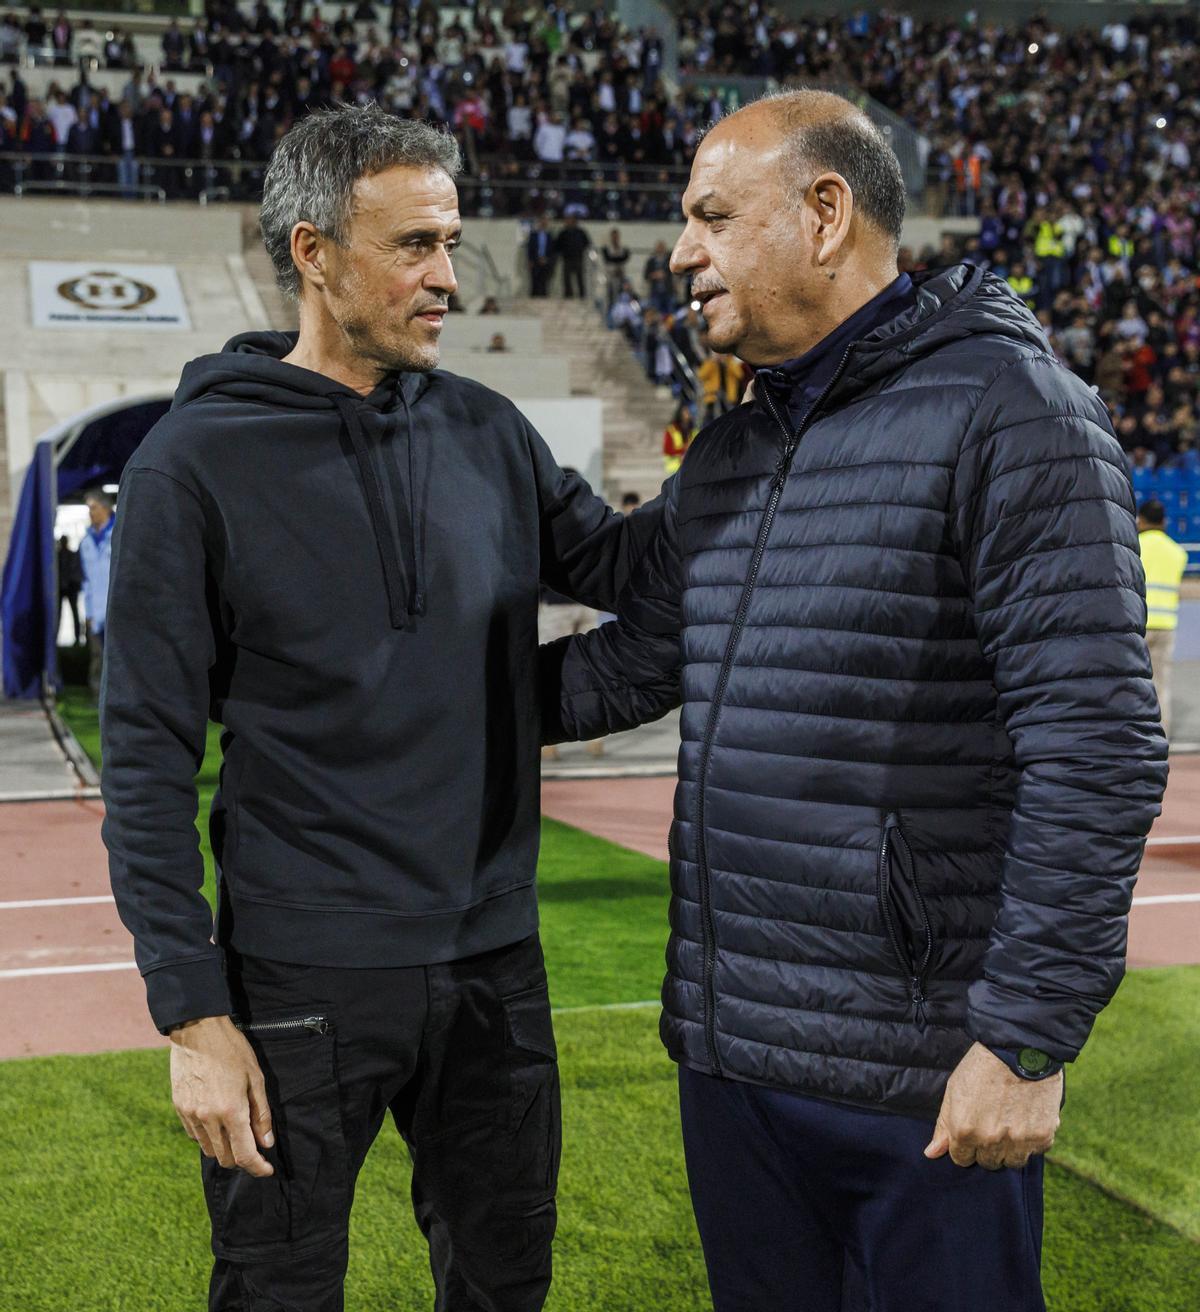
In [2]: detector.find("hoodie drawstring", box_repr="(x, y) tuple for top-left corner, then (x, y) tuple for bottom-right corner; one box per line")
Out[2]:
(399, 387), (425, 617)
(330, 393), (412, 629)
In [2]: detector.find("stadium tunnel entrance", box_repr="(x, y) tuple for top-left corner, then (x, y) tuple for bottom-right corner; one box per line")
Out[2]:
(1, 395), (170, 700)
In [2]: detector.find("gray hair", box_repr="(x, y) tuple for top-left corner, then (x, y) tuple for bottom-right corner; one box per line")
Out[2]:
(260, 104), (463, 300)
(85, 489), (116, 511)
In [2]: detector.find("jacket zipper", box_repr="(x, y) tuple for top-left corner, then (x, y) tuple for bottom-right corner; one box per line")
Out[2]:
(693, 351), (855, 1076)
(233, 1014), (332, 1036)
(877, 815), (934, 1026)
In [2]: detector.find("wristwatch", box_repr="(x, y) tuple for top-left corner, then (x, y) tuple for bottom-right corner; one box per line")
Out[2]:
(988, 1045), (1064, 1081)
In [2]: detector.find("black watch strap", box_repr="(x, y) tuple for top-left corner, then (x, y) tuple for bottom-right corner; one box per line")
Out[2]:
(988, 1045), (1064, 1081)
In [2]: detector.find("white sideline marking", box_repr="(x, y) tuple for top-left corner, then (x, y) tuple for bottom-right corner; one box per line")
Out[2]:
(0, 961), (137, 979)
(1145, 834), (1200, 846)
(1131, 893), (1200, 907)
(551, 1000), (659, 1015)
(0, 895), (115, 910)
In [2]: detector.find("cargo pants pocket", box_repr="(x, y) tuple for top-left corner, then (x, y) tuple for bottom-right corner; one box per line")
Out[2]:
(202, 1013), (350, 1263)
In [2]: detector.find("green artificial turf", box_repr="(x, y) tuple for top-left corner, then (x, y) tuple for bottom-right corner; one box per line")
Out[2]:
(44, 683), (1200, 1310)
(2, 1005), (1198, 1312)
(1051, 965), (1200, 1242)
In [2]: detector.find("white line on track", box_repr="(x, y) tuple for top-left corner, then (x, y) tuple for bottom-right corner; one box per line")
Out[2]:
(0, 962), (137, 979)
(1145, 834), (1200, 846)
(1131, 893), (1200, 906)
(551, 1000), (659, 1015)
(0, 895), (115, 910)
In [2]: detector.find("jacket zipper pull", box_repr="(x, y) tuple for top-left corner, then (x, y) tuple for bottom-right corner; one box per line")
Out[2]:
(910, 978), (928, 1029)
(771, 437), (798, 491)
(304, 1016), (331, 1035)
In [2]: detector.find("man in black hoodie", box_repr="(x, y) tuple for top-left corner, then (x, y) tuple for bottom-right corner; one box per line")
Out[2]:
(101, 105), (659, 1311)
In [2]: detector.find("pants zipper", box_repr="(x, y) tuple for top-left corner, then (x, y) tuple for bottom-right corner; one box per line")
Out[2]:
(692, 355), (854, 1077)
(233, 1014), (332, 1036)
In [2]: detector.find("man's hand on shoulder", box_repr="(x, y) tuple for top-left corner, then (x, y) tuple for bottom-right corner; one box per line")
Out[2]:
(924, 1041), (1062, 1171)
(169, 1015), (275, 1177)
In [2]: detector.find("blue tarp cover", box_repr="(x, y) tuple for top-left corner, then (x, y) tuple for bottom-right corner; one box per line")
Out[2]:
(1, 400), (170, 698)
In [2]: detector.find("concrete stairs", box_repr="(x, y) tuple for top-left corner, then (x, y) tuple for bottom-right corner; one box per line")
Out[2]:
(505, 297), (673, 504)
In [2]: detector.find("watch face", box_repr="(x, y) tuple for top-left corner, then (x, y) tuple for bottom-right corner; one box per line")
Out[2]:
(1018, 1047), (1051, 1075)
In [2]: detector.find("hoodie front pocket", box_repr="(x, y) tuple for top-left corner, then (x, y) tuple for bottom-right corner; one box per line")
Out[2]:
(876, 812), (937, 1025)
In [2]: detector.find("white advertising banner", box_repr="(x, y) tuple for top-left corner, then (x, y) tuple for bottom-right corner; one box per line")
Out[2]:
(29, 261), (192, 330)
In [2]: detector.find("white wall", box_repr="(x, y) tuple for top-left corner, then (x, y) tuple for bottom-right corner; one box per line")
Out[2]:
(515, 398), (604, 493)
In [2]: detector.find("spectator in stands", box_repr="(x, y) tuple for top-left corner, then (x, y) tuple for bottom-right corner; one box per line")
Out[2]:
(662, 402), (697, 474)
(696, 347), (746, 424)
(526, 214), (555, 296)
(533, 108), (566, 167)
(644, 238), (674, 314)
(479, 295), (501, 315)
(112, 98), (141, 198)
(486, 332), (508, 353)
(0, 14), (21, 64)
(23, 6), (46, 51)
(79, 489), (114, 700)
(188, 20), (209, 71)
(146, 107), (181, 196)
(18, 98), (55, 176)
(555, 213), (591, 299)
(1138, 499), (1189, 736)
(50, 9), (70, 65)
(161, 19), (186, 72)
(45, 88), (76, 149)
(65, 108), (97, 157)
(600, 227), (630, 307)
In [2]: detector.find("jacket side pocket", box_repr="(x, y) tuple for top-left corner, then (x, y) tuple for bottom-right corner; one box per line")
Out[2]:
(876, 812), (937, 1026)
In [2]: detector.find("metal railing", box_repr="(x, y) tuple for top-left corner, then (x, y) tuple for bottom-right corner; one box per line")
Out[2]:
(0, 150), (690, 216)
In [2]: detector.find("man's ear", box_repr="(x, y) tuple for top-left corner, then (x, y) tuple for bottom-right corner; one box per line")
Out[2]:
(290, 221), (329, 295)
(810, 172), (853, 269)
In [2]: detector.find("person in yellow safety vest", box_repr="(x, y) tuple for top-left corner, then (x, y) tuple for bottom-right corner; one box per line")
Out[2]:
(1107, 227), (1135, 264)
(1006, 261), (1036, 310)
(1138, 499), (1189, 737)
(663, 402), (698, 474)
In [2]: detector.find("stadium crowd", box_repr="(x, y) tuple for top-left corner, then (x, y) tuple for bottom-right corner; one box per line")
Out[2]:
(3, 3), (1200, 469)
(0, 0), (702, 212)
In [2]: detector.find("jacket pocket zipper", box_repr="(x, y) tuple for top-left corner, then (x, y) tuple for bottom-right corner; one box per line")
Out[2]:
(876, 813), (935, 1026)
(233, 1014), (332, 1037)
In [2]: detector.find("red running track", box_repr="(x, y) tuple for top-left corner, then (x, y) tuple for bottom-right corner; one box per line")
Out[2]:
(1, 759), (1197, 1061)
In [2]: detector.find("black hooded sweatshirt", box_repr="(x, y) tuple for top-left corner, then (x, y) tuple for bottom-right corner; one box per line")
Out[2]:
(100, 331), (659, 1033)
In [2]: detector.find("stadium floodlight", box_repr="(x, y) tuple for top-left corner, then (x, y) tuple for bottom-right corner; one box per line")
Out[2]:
(1028, 43), (1039, 54)
(1156, 117), (1167, 129)
(691, 299), (702, 312)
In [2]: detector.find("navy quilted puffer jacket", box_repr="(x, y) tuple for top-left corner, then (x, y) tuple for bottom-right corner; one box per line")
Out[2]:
(544, 263), (1169, 1117)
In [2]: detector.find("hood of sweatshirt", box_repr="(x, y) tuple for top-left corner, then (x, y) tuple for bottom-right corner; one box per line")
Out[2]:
(175, 330), (434, 624)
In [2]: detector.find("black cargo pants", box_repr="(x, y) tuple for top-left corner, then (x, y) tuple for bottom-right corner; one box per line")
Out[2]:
(202, 933), (561, 1311)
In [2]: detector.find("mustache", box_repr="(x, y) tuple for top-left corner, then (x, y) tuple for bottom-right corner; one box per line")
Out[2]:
(691, 283), (727, 298)
(412, 300), (449, 315)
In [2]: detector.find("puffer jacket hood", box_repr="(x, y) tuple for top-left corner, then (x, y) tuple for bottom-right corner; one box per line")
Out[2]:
(830, 265), (1049, 396)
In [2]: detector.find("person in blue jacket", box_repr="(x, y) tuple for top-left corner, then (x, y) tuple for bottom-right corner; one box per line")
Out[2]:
(543, 89), (1168, 1312)
(79, 488), (115, 698)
